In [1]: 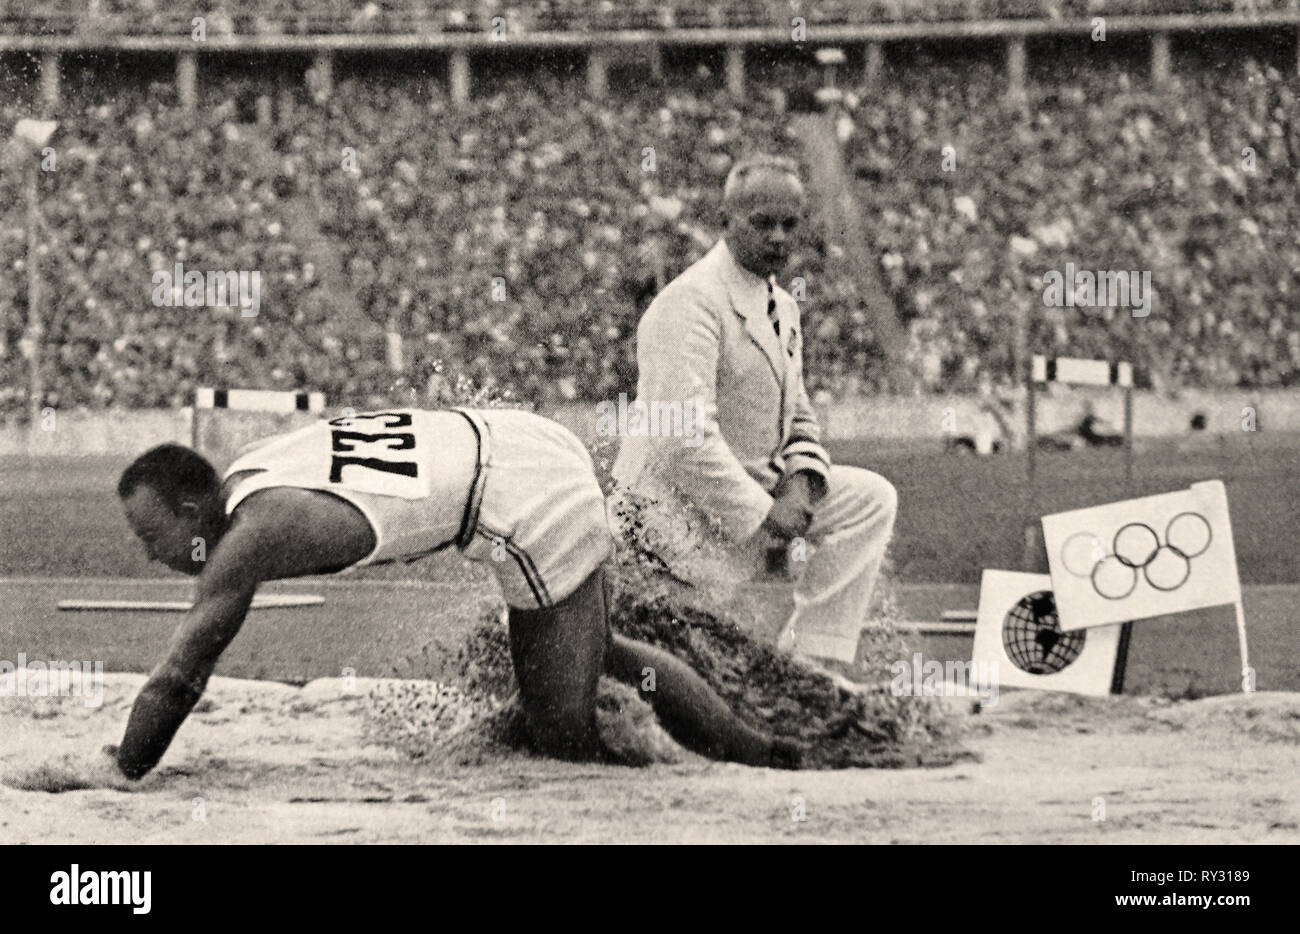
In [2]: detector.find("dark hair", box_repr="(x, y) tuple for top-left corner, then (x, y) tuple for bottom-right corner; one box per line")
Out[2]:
(117, 444), (220, 514)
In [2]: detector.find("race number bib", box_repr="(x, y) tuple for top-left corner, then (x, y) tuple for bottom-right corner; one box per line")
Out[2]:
(324, 411), (430, 499)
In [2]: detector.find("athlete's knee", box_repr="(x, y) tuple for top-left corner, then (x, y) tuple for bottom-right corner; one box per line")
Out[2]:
(522, 699), (601, 760)
(507, 597), (607, 761)
(510, 658), (604, 759)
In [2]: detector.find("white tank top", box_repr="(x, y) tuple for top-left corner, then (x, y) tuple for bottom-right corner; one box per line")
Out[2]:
(223, 408), (488, 566)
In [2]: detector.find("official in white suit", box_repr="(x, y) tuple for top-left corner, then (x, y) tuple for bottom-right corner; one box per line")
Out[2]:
(610, 156), (897, 680)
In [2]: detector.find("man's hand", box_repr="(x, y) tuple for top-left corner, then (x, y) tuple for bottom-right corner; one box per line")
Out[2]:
(762, 472), (815, 541)
(748, 473), (817, 580)
(747, 524), (793, 579)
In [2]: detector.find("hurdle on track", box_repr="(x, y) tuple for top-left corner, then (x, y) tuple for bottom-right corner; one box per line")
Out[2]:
(188, 387), (326, 450)
(1026, 355), (1138, 692)
(1026, 355), (1135, 494)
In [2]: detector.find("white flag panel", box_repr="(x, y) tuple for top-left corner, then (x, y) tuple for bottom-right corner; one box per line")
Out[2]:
(1042, 480), (1241, 631)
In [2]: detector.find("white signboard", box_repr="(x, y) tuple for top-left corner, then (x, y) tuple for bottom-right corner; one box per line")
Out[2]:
(971, 570), (1122, 697)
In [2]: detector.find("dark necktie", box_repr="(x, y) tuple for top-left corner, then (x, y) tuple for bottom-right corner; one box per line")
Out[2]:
(766, 280), (780, 338)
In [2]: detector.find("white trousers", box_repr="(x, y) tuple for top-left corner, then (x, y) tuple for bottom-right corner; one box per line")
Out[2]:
(774, 465), (898, 663)
(607, 464), (897, 663)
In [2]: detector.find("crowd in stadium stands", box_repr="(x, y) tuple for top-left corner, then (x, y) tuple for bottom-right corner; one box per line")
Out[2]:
(1, 52), (1297, 414)
(0, 71), (804, 411)
(840, 57), (1300, 395)
(1, 0), (1297, 37)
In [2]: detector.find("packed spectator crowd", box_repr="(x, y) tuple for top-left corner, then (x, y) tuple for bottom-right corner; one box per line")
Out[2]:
(0, 68), (810, 412)
(0, 0), (1296, 37)
(1, 46), (1297, 415)
(841, 55), (1300, 394)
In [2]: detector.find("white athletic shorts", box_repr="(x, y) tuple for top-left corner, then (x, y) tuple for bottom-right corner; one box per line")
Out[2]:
(461, 408), (613, 609)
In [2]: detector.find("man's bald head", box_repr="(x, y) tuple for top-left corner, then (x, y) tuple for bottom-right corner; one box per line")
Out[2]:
(723, 156), (804, 210)
(721, 156), (806, 279)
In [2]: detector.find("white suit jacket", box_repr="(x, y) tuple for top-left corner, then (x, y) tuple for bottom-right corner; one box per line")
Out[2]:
(612, 239), (832, 543)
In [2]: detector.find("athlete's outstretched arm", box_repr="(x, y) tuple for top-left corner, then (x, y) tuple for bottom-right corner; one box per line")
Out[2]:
(115, 528), (264, 779)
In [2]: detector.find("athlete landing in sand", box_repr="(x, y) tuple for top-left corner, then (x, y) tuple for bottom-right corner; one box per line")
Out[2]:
(105, 407), (800, 779)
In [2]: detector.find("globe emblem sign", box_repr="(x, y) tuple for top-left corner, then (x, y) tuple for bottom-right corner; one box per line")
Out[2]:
(1001, 590), (1087, 675)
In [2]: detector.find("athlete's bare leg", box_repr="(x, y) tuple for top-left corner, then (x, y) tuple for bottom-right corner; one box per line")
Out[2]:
(508, 567), (799, 767)
(507, 580), (608, 761)
(605, 635), (778, 765)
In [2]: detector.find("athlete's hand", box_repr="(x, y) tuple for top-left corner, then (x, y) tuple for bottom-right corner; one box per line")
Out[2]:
(762, 473), (815, 541)
(7, 745), (137, 793)
(89, 745), (137, 789)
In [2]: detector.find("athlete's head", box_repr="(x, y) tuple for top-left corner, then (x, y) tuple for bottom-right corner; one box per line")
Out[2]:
(118, 444), (225, 575)
(721, 155), (806, 280)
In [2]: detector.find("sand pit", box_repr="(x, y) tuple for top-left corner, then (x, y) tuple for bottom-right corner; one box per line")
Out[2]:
(3, 560), (1294, 843)
(350, 592), (967, 771)
(3, 670), (1298, 843)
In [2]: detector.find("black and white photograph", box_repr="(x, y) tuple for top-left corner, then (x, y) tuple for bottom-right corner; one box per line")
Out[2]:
(0, 0), (1295, 869)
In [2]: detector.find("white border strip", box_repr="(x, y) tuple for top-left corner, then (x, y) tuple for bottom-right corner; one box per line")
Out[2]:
(895, 621), (976, 634)
(58, 594), (324, 612)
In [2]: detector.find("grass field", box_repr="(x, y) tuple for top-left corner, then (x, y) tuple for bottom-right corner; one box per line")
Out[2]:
(3, 431), (1296, 582)
(4, 576), (1295, 695)
(1, 431), (1295, 695)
